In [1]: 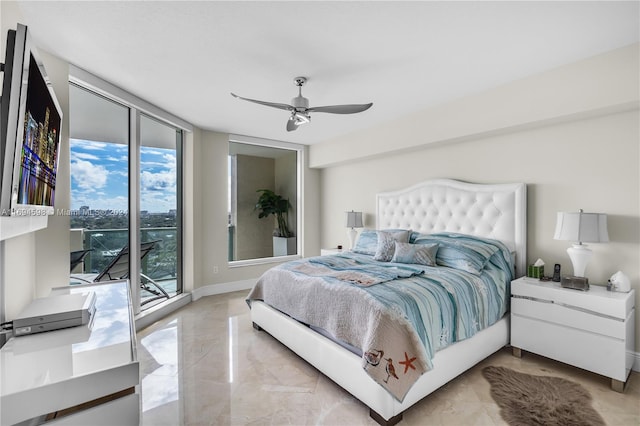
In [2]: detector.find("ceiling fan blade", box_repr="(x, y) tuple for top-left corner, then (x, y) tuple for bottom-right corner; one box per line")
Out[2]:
(307, 103), (373, 114)
(231, 93), (294, 111)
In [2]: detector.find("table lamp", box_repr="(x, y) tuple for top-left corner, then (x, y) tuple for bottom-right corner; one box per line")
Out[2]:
(346, 211), (363, 250)
(553, 209), (609, 278)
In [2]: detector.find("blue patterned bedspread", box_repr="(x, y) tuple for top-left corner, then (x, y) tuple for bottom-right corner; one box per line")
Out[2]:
(247, 233), (513, 401)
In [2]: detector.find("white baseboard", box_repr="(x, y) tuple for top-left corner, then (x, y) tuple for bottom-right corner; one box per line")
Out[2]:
(632, 351), (640, 373)
(135, 292), (192, 331)
(192, 279), (257, 301)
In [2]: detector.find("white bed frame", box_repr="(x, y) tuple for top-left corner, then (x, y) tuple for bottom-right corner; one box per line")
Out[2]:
(251, 179), (527, 425)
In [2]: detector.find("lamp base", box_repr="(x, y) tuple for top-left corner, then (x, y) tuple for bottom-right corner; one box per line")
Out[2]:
(347, 228), (357, 250)
(567, 243), (592, 278)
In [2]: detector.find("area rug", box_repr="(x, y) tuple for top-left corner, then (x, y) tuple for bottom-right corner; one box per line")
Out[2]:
(482, 366), (605, 426)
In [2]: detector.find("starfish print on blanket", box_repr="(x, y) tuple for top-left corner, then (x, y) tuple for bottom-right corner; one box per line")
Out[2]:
(399, 352), (417, 374)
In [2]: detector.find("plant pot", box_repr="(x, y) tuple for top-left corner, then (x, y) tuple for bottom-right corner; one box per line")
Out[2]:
(273, 236), (296, 256)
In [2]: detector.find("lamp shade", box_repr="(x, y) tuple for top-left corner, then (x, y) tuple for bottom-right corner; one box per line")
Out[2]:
(553, 211), (609, 243)
(345, 211), (363, 228)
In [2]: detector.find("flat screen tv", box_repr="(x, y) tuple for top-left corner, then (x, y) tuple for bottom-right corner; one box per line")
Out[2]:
(1, 23), (62, 216)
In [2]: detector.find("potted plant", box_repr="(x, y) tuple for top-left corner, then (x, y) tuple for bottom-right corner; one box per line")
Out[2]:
(255, 189), (295, 255)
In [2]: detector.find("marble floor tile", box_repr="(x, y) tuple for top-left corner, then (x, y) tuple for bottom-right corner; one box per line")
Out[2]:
(139, 291), (640, 426)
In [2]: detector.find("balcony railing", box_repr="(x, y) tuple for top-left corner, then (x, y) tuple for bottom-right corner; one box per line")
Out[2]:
(71, 227), (179, 302)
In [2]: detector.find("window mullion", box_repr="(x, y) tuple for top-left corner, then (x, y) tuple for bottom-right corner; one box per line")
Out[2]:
(129, 109), (141, 313)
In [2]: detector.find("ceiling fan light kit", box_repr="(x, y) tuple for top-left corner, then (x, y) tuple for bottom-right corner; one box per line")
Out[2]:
(231, 76), (373, 132)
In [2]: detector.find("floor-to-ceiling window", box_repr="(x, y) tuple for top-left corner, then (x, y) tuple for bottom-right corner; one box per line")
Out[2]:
(69, 84), (131, 283)
(139, 114), (183, 303)
(69, 78), (187, 311)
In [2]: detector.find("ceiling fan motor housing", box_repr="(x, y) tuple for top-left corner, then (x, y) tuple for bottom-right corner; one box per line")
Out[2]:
(291, 95), (309, 109)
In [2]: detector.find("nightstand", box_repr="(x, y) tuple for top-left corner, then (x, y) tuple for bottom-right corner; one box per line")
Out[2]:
(510, 276), (635, 392)
(320, 248), (343, 256)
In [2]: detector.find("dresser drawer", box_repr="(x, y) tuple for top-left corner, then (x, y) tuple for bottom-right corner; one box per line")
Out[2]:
(511, 311), (630, 381)
(511, 279), (633, 320)
(511, 297), (627, 339)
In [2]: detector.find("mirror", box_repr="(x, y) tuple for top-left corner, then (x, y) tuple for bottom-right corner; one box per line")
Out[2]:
(228, 140), (299, 262)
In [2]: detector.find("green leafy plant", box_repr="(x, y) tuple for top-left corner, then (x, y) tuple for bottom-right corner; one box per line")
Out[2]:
(255, 189), (293, 238)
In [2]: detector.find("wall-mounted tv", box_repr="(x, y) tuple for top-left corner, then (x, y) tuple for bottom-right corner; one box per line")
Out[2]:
(1, 23), (62, 216)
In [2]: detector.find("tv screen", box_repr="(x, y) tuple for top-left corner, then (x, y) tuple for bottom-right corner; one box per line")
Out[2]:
(1, 24), (62, 216)
(17, 53), (62, 209)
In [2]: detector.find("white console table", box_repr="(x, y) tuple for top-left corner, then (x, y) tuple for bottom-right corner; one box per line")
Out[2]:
(1, 280), (140, 425)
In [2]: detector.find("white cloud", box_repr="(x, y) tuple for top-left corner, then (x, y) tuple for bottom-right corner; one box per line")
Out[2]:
(70, 192), (128, 211)
(71, 159), (108, 191)
(70, 139), (108, 151)
(71, 151), (101, 161)
(141, 170), (176, 192)
(141, 191), (176, 212)
(142, 149), (166, 156)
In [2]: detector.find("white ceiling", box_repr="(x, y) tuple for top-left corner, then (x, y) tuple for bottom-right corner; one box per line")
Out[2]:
(14, 1), (640, 145)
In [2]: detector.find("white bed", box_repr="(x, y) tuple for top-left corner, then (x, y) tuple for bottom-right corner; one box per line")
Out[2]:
(250, 179), (527, 425)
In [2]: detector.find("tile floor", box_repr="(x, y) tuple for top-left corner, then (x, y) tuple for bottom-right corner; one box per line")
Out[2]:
(138, 291), (640, 425)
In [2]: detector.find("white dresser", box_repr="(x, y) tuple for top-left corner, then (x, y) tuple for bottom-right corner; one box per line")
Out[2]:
(1, 280), (140, 425)
(510, 277), (635, 391)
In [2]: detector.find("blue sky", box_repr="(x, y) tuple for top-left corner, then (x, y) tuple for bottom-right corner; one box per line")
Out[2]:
(70, 139), (176, 212)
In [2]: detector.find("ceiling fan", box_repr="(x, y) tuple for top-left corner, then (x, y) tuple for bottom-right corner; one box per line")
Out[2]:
(231, 77), (373, 132)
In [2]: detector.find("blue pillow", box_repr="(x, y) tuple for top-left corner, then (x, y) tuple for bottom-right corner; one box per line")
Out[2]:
(413, 232), (499, 275)
(352, 229), (378, 255)
(391, 242), (438, 266)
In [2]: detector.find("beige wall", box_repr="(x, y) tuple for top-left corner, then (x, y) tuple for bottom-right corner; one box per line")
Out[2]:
(311, 43), (639, 168)
(313, 46), (640, 352)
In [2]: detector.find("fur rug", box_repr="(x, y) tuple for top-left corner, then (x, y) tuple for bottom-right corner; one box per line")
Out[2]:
(482, 366), (605, 426)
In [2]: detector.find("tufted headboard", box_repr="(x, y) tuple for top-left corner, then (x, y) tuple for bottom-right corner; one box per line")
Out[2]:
(376, 179), (527, 277)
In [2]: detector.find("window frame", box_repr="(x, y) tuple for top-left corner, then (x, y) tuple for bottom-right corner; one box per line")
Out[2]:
(228, 134), (304, 268)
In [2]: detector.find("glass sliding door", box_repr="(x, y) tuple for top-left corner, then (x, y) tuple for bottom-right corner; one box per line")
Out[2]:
(139, 114), (182, 306)
(69, 83), (184, 311)
(69, 84), (130, 282)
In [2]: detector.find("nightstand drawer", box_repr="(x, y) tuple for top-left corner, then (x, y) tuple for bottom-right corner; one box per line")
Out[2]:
(511, 313), (630, 381)
(511, 297), (628, 339)
(511, 279), (633, 320)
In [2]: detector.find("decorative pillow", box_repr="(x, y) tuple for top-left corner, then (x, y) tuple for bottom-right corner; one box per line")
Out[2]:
(391, 242), (438, 266)
(353, 228), (410, 256)
(352, 229), (378, 255)
(413, 232), (499, 275)
(374, 230), (411, 262)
